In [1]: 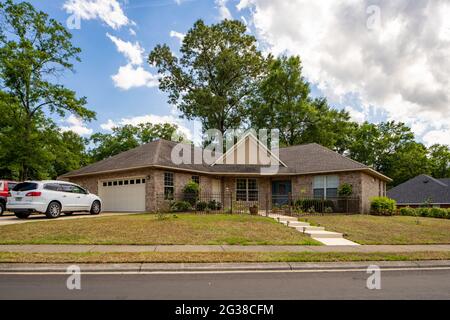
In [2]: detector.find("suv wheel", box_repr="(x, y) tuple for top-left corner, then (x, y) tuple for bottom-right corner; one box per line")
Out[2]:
(90, 201), (101, 215)
(0, 202), (5, 216)
(45, 201), (62, 219)
(15, 211), (31, 219)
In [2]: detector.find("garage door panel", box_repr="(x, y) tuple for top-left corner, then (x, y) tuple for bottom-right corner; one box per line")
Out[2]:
(99, 179), (146, 212)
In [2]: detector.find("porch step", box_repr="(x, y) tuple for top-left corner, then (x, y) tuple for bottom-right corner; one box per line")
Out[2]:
(294, 226), (325, 232)
(281, 221), (310, 227)
(269, 215), (298, 221)
(304, 230), (343, 239)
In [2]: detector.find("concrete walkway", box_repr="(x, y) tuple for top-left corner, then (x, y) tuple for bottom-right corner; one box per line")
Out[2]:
(266, 213), (360, 246)
(0, 212), (140, 226)
(1, 244), (450, 253)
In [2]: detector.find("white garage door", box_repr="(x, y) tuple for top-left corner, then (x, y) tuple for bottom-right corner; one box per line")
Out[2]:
(98, 177), (146, 212)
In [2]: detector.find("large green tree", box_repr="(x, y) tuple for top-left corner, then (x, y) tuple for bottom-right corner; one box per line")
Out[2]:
(0, 0), (95, 180)
(89, 122), (182, 162)
(428, 144), (450, 178)
(348, 121), (430, 185)
(149, 19), (266, 134)
(248, 56), (355, 151)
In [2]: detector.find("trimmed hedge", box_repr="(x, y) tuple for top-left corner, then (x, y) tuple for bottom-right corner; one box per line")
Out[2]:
(399, 207), (450, 219)
(370, 197), (396, 216)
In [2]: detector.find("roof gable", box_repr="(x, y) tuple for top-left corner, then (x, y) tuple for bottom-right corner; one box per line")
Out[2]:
(212, 132), (287, 167)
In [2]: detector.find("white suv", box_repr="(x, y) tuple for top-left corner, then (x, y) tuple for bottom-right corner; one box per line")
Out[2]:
(7, 181), (102, 219)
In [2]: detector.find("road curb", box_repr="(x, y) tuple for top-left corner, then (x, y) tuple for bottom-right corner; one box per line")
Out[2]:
(0, 260), (450, 273)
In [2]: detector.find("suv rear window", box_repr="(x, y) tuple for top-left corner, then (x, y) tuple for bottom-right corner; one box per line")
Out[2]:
(8, 182), (17, 190)
(13, 182), (38, 192)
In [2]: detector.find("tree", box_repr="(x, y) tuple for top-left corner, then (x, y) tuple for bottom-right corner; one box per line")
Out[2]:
(149, 19), (266, 134)
(348, 121), (429, 185)
(0, 98), (89, 180)
(89, 122), (182, 162)
(428, 144), (450, 178)
(248, 56), (355, 151)
(0, 0), (95, 180)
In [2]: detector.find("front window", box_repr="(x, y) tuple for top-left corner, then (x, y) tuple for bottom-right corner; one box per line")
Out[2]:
(236, 178), (258, 201)
(192, 176), (200, 184)
(164, 172), (174, 199)
(313, 175), (339, 199)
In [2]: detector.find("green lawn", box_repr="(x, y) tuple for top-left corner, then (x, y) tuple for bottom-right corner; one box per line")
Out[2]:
(301, 215), (450, 245)
(0, 251), (449, 263)
(0, 214), (320, 245)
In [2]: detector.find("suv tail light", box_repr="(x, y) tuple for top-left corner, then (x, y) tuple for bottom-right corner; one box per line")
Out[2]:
(25, 191), (41, 197)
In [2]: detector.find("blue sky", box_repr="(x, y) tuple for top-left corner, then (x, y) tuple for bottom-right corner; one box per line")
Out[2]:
(26, 0), (450, 146)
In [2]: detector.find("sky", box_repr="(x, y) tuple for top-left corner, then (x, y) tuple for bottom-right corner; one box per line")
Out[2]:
(26, 0), (450, 146)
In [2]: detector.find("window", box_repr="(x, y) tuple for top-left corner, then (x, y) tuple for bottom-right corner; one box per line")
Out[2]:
(108, 181), (112, 186)
(130, 179), (135, 185)
(59, 184), (74, 193)
(13, 182), (38, 192)
(164, 172), (174, 199)
(103, 182), (107, 187)
(236, 179), (258, 201)
(124, 180), (129, 185)
(192, 176), (200, 184)
(313, 175), (339, 199)
(142, 179), (146, 184)
(136, 179), (141, 184)
(72, 186), (87, 194)
(44, 183), (59, 191)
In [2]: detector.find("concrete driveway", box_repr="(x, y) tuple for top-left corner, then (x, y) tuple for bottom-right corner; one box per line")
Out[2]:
(0, 212), (141, 227)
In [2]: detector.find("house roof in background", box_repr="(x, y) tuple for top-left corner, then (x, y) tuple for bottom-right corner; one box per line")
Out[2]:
(387, 174), (450, 204)
(60, 139), (391, 181)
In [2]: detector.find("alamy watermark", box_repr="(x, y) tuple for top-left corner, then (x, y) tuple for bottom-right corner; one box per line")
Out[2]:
(170, 129), (282, 175)
(66, 265), (81, 290)
(366, 265), (381, 290)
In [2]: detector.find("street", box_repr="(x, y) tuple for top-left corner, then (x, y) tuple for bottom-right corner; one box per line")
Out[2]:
(1, 268), (449, 300)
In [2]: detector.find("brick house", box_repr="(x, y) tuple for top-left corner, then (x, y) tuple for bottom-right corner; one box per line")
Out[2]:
(60, 135), (391, 213)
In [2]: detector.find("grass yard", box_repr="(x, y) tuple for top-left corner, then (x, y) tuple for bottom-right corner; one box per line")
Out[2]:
(0, 251), (449, 263)
(301, 215), (450, 245)
(0, 214), (320, 246)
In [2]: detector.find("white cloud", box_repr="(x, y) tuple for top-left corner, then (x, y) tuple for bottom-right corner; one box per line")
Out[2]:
(63, 0), (132, 29)
(107, 33), (144, 65)
(423, 129), (450, 147)
(129, 28), (136, 36)
(111, 64), (159, 90)
(239, 0), (450, 145)
(215, 0), (232, 20)
(170, 30), (185, 44)
(60, 115), (93, 136)
(345, 106), (366, 124)
(100, 119), (116, 131)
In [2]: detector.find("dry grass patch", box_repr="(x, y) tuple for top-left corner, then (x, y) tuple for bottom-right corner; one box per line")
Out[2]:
(0, 214), (320, 245)
(301, 215), (450, 245)
(0, 251), (449, 263)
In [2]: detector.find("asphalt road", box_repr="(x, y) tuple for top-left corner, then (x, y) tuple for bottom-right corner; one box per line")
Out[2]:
(1, 269), (449, 300)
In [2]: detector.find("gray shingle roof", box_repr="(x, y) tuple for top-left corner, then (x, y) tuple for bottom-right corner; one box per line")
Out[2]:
(387, 174), (450, 204)
(60, 139), (389, 180)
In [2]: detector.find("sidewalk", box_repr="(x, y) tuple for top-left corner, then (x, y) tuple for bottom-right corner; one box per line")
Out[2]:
(1, 244), (450, 253)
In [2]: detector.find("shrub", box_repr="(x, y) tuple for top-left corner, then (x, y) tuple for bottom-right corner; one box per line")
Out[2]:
(399, 207), (416, 216)
(397, 206), (449, 219)
(294, 199), (335, 213)
(338, 183), (353, 197)
(370, 197), (396, 216)
(196, 201), (208, 211)
(183, 180), (199, 205)
(324, 206), (333, 213)
(170, 201), (192, 212)
(207, 200), (222, 211)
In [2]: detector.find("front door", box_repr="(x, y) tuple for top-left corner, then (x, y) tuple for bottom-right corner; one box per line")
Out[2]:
(272, 180), (292, 206)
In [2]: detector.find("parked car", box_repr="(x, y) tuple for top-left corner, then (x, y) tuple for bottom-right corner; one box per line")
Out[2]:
(7, 180), (102, 219)
(0, 180), (19, 215)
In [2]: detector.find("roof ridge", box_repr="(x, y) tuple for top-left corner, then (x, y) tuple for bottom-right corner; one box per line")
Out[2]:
(419, 174), (448, 187)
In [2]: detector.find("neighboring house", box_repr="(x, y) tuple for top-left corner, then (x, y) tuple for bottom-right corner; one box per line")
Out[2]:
(60, 134), (391, 213)
(387, 174), (450, 208)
